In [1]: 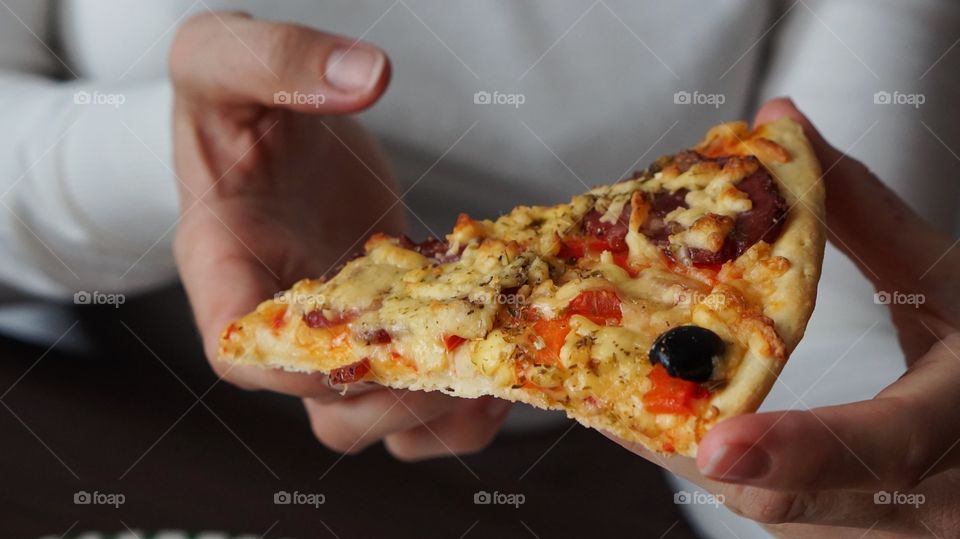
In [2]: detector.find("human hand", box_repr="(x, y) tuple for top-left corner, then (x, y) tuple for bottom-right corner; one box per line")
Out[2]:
(614, 98), (960, 537)
(170, 12), (510, 459)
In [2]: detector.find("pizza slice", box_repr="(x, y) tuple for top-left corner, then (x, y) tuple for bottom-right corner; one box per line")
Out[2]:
(219, 118), (825, 456)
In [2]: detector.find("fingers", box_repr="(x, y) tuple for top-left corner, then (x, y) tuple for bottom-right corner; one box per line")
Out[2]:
(304, 389), (462, 454)
(715, 487), (907, 531)
(753, 98), (959, 326)
(698, 333), (960, 491)
(606, 435), (915, 532)
(174, 221), (363, 400)
(170, 11), (390, 113)
(384, 397), (512, 461)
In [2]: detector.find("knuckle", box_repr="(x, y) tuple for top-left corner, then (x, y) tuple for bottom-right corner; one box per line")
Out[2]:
(171, 229), (193, 266)
(180, 11), (220, 34)
(943, 332), (960, 349)
(895, 427), (932, 489)
(207, 358), (254, 390)
(427, 422), (496, 457)
(446, 427), (497, 456)
(169, 11), (252, 82)
(169, 13), (217, 76)
(384, 436), (428, 462)
(880, 397), (934, 489)
(260, 25), (308, 75)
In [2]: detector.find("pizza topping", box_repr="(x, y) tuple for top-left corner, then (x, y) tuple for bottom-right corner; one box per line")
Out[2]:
(726, 168), (787, 255)
(569, 189), (685, 258)
(329, 358), (372, 384)
(583, 207), (630, 253)
(270, 306), (288, 329)
(531, 318), (570, 366)
(400, 235), (461, 263)
(649, 325), (725, 383)
(623, 152), (787, 268)
(224, 322), (238, 340)
(303, 309), (336, 328)
(390, 351), (419, 371)
(642, 363), (708, 415)
(566, 289), (622, 326)
(679, 168), (787, 266)
(444, 334), (467, 351)
(564, 153), (785, 272)
(360, 328), (392, 345)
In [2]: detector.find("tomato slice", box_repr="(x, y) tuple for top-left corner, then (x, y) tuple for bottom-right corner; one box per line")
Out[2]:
(567, 289), (622, 325)
(557, 239), (586, 260)
(611, 252), (638, 277)
(270, 306), (288, 330)
(642, 363), (708, 415)
(558, 237), (629, 261)
(443, 334), (467, 351)
(531, 318), (570, 367)
(587, 238), (620, 253)
(389, 351), (418, 371)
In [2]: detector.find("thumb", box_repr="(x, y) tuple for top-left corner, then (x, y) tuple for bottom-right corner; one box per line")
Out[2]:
(753, 97), (959, 329)
(170, 11), (390, 113)
(697, 333), (960, 491)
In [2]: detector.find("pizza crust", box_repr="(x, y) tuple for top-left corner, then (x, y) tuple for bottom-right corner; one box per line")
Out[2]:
(707, 118), (825, 421)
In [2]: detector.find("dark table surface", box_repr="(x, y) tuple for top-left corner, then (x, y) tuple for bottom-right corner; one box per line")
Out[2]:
(0, 287), (699, 539)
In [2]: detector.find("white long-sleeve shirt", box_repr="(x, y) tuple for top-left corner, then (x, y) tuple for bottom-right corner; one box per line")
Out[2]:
(2, 1), (958, 537)
(2, 1), (957, 296)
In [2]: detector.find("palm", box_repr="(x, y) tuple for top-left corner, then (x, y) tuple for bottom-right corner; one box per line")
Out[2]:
(174, 107), (404, 358)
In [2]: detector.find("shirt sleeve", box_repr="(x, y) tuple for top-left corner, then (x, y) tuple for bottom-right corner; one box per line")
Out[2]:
(755, 0), (960, 235)
(0, 0), (179, 301)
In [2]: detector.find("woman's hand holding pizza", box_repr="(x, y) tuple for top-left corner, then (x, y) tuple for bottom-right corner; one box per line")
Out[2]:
(170, 12), (510, 460)
(167, 13), (960, 520)
(616, 98), (960, 538)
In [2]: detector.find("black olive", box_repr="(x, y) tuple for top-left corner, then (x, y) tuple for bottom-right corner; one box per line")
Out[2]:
(649, 326), (725, 383)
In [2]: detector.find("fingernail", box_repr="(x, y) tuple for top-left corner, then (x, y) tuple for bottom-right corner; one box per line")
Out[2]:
(325, 47), (385, 93)
(485, 398), (512, 418)
(700, 444), (771, 482)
